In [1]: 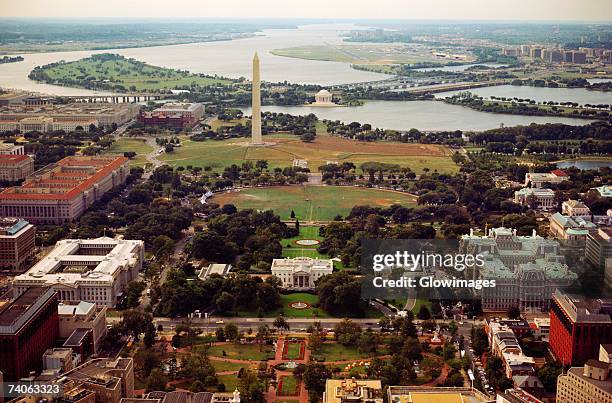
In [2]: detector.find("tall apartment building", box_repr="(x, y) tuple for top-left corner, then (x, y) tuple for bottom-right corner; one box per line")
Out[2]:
(0, 154), (34, 182)
(0, 287), (59, 380)
(0, 155), (130, 224)
(14, 237), (144, 308)
(0, 218), (35, 271)
(556, 345), (611, 403)
(549, 289), (612, 365)
(530, 47), (542, 59)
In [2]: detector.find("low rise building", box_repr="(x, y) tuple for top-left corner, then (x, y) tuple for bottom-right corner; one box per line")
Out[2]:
(461, 228), (577, 312)
(514, 188), (555, 210)
(387, 386), (492, 403)
(58, 301), (107, 352)
(198, 264), (233, 280)
(271, 257), (333, 290)
(530, 317), (550, 341)
(561, 200), (591, 217)
(0, 142), (25, 155)
(556, 347), (611, 403)
(63, 358), (135, 403)
(14, 237), (144, 308)
(496, 388), (543, 403)
(0, 154), (34, 182)
(592, 185), (612, 198)
(43, 348), (75, 372)
(524, 170), (569, 188)
(0, 218), (35, 271)
(0, 155), (130, 224)
(324, 379), (383, 403)
(0, 102), (140, 129)
(549, 213), (597, 249)
(139, 103), (204, 129)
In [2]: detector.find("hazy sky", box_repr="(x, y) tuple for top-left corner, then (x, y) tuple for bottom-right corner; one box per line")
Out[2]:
(2, 0), (611, 21)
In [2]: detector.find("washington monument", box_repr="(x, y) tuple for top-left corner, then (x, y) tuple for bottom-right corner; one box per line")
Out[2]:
(251, 52), (263, 145)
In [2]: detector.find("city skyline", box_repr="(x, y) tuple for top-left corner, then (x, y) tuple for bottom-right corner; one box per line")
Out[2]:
(2, 0), (612, 21)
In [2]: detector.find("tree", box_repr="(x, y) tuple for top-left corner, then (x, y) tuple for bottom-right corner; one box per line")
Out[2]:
(255, 324), (271, 350)
(302, 363), (331, 402)
(273, 316), (290, 334)
(215, 327), (226, 341)
(300, 132), (316, 142)
(121, 309), (153, 339)
(224, 323), (239, 341)
(144, 323), (156, 348)
(333, 319), (362, 346)
(507, 305), (521, 320)
(145, 368), (168, 392)
(417, 305), (431, 320)
(538, 362), (563, 392)
(125, 281), (146, 308)
(238, 369), (265, 403)
(308, 326), (323, 355)
(216, 292), (235, 312)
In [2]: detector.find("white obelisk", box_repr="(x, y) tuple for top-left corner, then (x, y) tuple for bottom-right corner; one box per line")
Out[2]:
(251, 52), (263, 145)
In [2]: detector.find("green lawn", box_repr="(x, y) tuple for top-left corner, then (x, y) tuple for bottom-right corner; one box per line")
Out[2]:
(237, 293), (330, 319)
(212, 185), (417, 221)
(218, 374), (239, 391)
(278, 376), (300, 396)
(316, 343), (382, 362)
(208, 343), (275, 361)
(32, 53), (231, 92)
(211, 360), (248, 373)
(160, 133), (457, 174)
(285, 342), (303, 360)
(106, 138), (153, 167)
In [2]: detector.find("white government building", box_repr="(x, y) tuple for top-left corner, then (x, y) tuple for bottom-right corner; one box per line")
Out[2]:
(271, 257), (334, 290)
(14, 237), (144, 307)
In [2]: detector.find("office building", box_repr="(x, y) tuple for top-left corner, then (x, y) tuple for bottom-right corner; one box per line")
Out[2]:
(0, 142), (25, 155)
(43, 348), (75, 372)
(0, 287), (59, 381)
(14, 237), (144, 308)
(387, 386), (492, 403)
(271, 257), (333, 290)
(0, 154), (34, 182)
(585, 228), (612, 269)
(139, 103), (204, 129)
(0, 103), (140, 129)
(63, 358), (135, 403)
(496, 388), (543, 403)
(58, 301), (107, 352)
(549, 213), (597, 250)
(514, 188), (555, 210)
(572, 51), (587, 64)
(562, 200), (592, 218)
(324, 379), (383, 403)
(0, 218), (35, 271)
(524, 170), (569, 188)
(0, 156), (130, 224)
(530, 48), (542, 59)
(556, 346), (611, 403)
(461, 228), (577, 311)
(550, 289), (612, 365)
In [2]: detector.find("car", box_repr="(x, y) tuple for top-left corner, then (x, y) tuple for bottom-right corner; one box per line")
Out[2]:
(215, 320), (224, 324)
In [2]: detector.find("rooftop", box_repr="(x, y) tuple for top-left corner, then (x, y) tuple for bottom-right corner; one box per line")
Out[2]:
(0, 287), (56, 333)
(553, 289), (612, 323)
(0, 155), (128, 201)
(0, 154), (30, 164)
(0, 217), (32, 236)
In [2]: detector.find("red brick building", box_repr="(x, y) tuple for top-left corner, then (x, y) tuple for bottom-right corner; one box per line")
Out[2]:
(550, 289), (612, 365)
(138, 102), (204, 129)
(0, 217), (35, 271)
(0, 287), (59, 380)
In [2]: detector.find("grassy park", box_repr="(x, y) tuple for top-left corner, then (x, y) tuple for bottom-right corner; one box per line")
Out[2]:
(208, 344), (275, 361)
(30, 53), (231, 91)
(211, 185), (418, 221)
(160, 133), (457, 174)
(107, 138), (153, 167)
